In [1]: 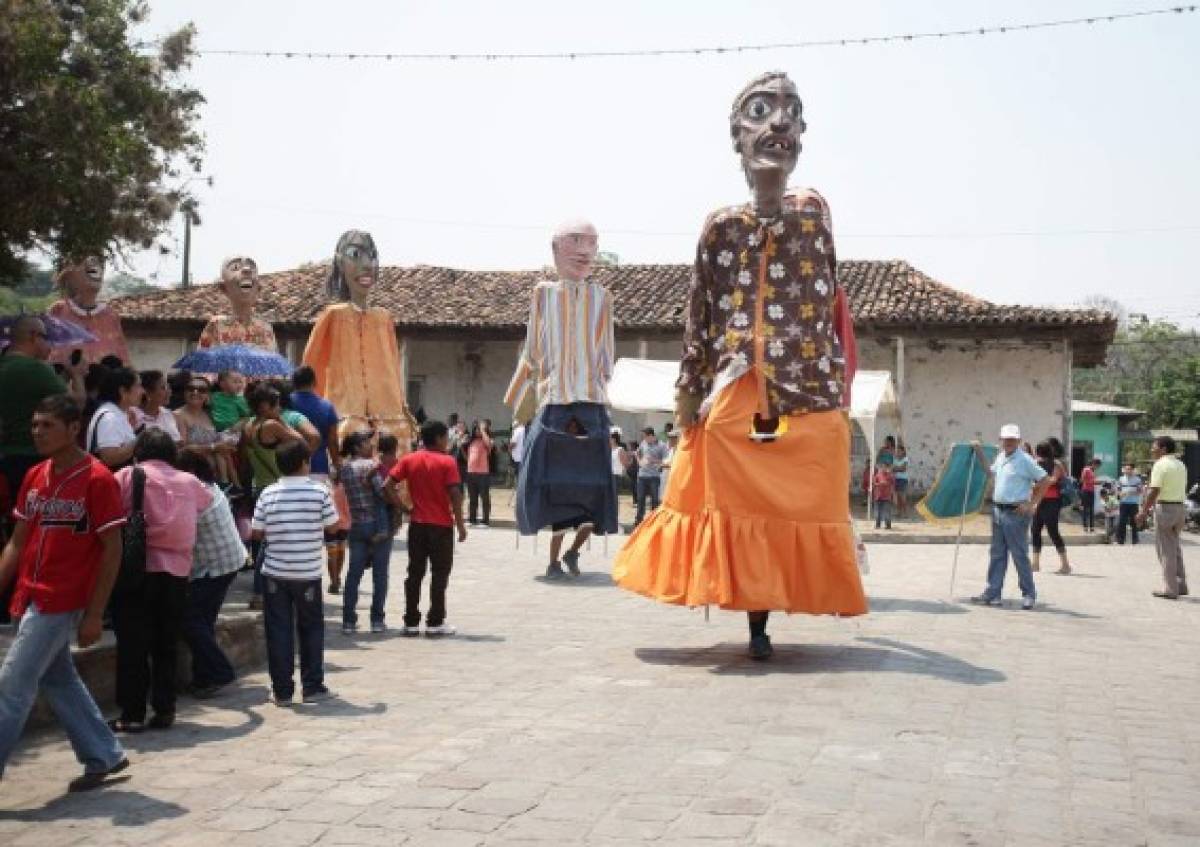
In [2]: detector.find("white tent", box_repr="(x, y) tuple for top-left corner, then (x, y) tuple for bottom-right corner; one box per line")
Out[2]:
(851, 371), (903, 518)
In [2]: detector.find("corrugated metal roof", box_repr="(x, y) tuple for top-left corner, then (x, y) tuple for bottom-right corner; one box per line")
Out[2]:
(1072, 400), (1145, 416)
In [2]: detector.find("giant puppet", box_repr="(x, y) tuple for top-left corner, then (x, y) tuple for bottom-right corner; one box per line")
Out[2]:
(612, 71), (867, 660)
(505, 220), (619, 578)
(47, 255), (131, 366)
(197, 256), (278, 351)
(302, 230), (415, 443)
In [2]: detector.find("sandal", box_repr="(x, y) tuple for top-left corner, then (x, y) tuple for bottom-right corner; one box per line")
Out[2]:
(148, 712), (175, 730)
(107, 718), (145, 734)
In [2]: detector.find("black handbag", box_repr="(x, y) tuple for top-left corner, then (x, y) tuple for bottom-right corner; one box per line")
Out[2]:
(116, 466), (147, 594)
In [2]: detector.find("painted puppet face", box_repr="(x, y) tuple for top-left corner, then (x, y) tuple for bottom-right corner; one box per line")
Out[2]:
(60, 255), (106, 302)
(731, 75), (806, 186)
(551, 221), (599, 283)
(220, 256), (260, 312)
(337, 233), (379, 304)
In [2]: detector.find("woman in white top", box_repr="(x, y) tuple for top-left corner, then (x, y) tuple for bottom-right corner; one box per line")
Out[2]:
(85, 366), (142, 470)
(132, 370), (181, 441)
(610, 431), (631, 502)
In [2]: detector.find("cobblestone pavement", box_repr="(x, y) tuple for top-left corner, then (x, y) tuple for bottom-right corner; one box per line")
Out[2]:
(3, 529), (1199, 846)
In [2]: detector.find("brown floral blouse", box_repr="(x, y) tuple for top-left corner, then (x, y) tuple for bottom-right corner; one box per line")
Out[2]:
(677, 189), (848, 419)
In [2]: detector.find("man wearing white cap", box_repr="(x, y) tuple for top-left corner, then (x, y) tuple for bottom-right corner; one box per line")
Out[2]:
(970, 424), (1053, 609)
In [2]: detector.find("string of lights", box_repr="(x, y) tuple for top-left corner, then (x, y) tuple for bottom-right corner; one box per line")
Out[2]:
(191, 5), (1198, 63)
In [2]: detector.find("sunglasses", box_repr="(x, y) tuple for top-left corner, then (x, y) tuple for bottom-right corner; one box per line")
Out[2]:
(186, 386), (210, 394)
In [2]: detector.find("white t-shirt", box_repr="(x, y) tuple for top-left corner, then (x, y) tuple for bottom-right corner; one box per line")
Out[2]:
(509, 425), (527, 464)
(251, 476), (338, 580)
(612, 445), (627, 476)
(86, 402), (137, 454)
(132, 406), (181, 441)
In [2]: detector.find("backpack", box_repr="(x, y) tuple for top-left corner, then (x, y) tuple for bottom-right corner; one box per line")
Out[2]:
(115, 466), (147, 595)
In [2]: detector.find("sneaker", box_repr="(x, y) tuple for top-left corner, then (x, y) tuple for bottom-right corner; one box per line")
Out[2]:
(1021, 596), (1036, 610)
(425, 624), (457, 637)
(562, 549), (581, 576)
(341, 622), (357, 635)
(272, 692), (294, 707)
(748, 634), (774, 660)
(545, 562), (566, 580)
(970, 594), (1001, 606)
(370, 621), (386, 634)
(400, 624), (421, 637)
(302, 686), (335, 703)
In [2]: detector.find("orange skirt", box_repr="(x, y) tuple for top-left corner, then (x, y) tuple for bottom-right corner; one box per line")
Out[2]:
(613, 371), (867, 615)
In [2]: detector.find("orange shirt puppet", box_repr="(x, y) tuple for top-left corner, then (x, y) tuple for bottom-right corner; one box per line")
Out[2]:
(302, 230), (415, 444)
(613, 71), (866, 661)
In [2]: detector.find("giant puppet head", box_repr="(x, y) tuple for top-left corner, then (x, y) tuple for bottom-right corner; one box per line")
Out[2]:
(327, 230), (379, 308)
(551, 220), (599, 283)
(729, 71), (806, 192)
(56, 255), (106, 307)
(219, 255), (260, 315)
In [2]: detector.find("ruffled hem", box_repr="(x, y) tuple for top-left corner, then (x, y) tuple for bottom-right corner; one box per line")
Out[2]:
(613, 505), (868, 616)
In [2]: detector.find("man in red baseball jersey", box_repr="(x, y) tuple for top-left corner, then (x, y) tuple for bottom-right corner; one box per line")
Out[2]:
(0, 394), (128, 791)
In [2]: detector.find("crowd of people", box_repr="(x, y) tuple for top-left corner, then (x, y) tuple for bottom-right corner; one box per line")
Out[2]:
(0, 317), (471, 788)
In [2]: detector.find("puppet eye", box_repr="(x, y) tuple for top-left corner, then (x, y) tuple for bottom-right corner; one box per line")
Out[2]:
(744, 95), (771, 120)
(786, 101), (802, 121)
(344, 246), (362, 260)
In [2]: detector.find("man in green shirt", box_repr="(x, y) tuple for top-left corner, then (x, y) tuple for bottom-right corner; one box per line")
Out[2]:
(0, 316), (85, 493)
(1139, 435), (1189, 599)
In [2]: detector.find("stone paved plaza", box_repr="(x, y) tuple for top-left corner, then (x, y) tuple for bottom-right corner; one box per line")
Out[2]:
(2, 530), (1199, 846)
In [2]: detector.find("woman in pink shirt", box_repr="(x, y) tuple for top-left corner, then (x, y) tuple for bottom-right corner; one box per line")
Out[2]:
(464, 420), (494, 526)
(110, 429), (212, 732)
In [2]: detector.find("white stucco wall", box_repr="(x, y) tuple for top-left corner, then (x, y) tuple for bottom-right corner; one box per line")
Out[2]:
(125, 336), (191, 371)
(899, 339), (1069, 490)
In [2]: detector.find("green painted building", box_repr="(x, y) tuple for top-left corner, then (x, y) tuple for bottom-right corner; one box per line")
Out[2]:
(1071, 400), (1144, 477)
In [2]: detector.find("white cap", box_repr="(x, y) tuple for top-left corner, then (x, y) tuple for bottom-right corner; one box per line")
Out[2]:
(999, 424), (1021, 440)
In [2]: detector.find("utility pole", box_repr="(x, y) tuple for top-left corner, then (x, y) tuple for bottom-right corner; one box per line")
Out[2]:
(182, 206), (193, 288)
(178, 175), (213, 288)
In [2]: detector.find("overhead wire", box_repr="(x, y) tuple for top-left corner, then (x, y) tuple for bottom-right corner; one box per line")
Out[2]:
(187, 5), (1199, 63)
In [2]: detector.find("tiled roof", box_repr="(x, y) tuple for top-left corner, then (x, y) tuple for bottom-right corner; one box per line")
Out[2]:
(111, 259), (1116, 362)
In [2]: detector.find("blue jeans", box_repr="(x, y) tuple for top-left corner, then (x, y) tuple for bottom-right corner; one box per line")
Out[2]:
(343, 522), (391, 626)
(635, 476), (661, 524)
(0, 605), (125, 777)
(985, 507), (1037, 600)
(262, 576), (324, 699)
(182, 572), (237, 688)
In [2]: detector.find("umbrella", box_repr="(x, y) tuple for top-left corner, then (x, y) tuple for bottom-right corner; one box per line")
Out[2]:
(0, 314), (99, 349)
(173, 344), (295, 377)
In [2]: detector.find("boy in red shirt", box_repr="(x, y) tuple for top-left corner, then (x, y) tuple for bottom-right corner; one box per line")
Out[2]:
(872, 463), (896, 530)
(0, 395), (128, 791)
(385, 421), (467, 637)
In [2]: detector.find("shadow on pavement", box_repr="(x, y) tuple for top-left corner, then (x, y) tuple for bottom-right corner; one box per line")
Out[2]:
(635, 635), (1005, 685)
(533, 572), (614, 588)
(953, 598), (1101, 619)
(110, 705), (266, 754)
(0, 788), (185, 826)
(868, 597), (966, 615)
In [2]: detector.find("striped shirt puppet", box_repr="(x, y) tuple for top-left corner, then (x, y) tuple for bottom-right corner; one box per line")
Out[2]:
(504, 220), (615, 419)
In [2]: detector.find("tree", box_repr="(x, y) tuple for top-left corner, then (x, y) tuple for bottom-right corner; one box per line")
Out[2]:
(1074, 312), (1200, 429)
(0, 0), (205, 284)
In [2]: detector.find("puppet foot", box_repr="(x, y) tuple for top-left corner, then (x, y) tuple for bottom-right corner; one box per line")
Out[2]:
(749, 634), (774, 661)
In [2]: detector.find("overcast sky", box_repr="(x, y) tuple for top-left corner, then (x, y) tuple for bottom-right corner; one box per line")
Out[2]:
(126, 0), (1200, 327)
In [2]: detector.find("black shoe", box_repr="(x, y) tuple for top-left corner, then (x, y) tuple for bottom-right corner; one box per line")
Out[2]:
(68, 758), (129, 792)
(545, 562), (565, 579)
(147, 712), (175, 730)
(562, 550), (581, 576)
(1179, 583), (1189, 596)
(749, 634), (774, 660)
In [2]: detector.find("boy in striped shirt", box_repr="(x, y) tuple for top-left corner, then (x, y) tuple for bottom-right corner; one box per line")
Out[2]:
(251, 440), (339, 705)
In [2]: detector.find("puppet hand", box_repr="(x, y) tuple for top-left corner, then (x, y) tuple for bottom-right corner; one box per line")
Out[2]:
(514, 391), (538, 427)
